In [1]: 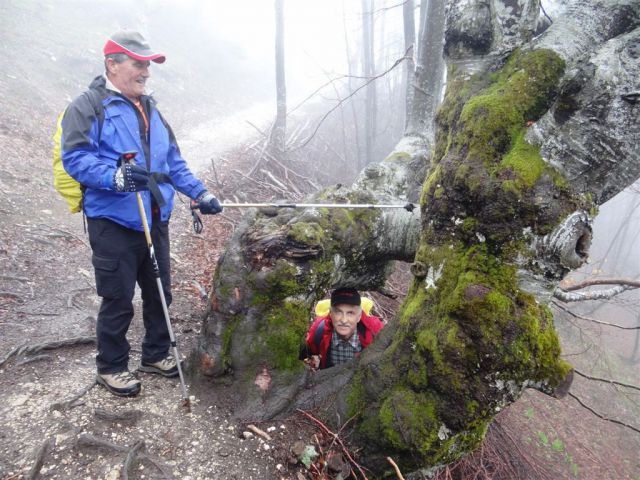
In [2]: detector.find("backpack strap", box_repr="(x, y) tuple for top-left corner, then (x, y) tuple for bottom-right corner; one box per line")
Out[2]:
(357, 321), (365, 339)
(84, 89), (105, 134)
(313, 319), (325, 351)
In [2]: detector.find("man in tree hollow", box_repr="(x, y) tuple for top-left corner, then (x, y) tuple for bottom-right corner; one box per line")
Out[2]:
(60, 31), (222, 396)
(303, 288), (384, 369)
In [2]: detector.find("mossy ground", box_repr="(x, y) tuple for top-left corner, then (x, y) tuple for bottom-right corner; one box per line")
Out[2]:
(348, 49), (578, 472)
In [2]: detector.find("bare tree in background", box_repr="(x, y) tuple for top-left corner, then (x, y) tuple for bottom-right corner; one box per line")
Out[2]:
(405, 0), (445, 142)
(361, 0), (376, 167)
(403, 0), (416, 130)
(269, 0), (287, 156)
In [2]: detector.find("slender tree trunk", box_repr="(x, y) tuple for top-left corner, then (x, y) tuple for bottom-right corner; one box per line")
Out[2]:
(270, 0), (287, 156)
(406, 0), (445, 144)
(403, 0), (416, 131)
(343, 0), (363, 172)
(361, 0), (376, 166)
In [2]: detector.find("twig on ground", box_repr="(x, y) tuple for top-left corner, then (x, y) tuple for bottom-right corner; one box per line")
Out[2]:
(26, 436), (56, 480)
(246, 424), (272, 441)
(0, 291), (25, 302)
(297, 409), (369, 480)
(386, 457), (405, 479)
(16, 311), (60, 317)
(50, 379), (97, 411)
(0, 275), (30, 282)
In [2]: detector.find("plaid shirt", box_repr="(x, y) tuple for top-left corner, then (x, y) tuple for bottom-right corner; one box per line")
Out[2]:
(327, 329), (362, 367)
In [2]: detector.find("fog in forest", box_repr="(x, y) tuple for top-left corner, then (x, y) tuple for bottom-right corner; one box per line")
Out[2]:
(0, 0), (638, 477)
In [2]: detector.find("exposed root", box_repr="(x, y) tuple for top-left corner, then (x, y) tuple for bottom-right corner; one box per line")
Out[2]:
(76, 434), (175, 479)
(0, 335), (96, 368)
(122, 440), (145, 480)
(94, 408), (143, 424)
(50, 379), (97, 411)
(26, 436), (56, 480)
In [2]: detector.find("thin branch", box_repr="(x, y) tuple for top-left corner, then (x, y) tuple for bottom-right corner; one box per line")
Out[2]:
(292, 48), (412, 151)
(551, 300), (640, 329)
(568, 392), (640, 435)
(574, 369), (640, 392)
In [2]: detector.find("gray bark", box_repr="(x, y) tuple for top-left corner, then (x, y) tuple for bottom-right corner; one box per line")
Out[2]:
(270, 0), (287, 155)
(405, 0), (446, 143)
(192, 0), (640, 474)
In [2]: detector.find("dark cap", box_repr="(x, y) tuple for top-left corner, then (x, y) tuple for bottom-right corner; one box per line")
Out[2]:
(103, 31), (166, 64)
(330, 287), (361, 307)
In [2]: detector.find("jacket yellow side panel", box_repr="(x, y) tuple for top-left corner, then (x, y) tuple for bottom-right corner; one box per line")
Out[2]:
(53, 112), (82, 213)
(315, 297), (374, 317)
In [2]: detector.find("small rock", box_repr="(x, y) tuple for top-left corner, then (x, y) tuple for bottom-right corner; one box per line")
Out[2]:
(10, 395), (29, 407)
(291, 440), (305, 457)
(327, 452), (346, 472)
(262, 443), (270, 451)
(266, 426), (276, 432)
(242, 431), (254, 439)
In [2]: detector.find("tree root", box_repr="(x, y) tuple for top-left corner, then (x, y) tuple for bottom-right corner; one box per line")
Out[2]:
(76, 434), (175, 479)
(122, 440), (145, 480)
(15, 354), (51, 366)
(94, 407), (143, 424)
(26, 436), (56, 480)
(0, 335), (96, 368)
(50, 380), (97, 411)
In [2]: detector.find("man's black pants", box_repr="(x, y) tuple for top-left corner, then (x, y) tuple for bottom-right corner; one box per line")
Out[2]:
(87, 217), (172, 374)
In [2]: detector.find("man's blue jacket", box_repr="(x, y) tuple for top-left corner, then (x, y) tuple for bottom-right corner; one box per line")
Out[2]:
(61, 75), (206, 231)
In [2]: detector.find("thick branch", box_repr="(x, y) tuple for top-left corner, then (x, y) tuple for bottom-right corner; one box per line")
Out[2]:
(553, 285), (632, 302)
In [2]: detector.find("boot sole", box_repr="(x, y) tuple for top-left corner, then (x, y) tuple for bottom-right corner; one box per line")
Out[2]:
(96, 375), (141, 397)
(138, 364), (179, 378)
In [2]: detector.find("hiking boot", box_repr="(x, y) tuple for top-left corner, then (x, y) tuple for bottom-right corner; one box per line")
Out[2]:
(139, 354), (179, 378)
(96, 371), (141, 397)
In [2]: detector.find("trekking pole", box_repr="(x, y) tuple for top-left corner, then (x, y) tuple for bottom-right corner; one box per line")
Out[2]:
(193, 202), (416, 211)
(190, 201), (416, 233)
(121, 152), (191, 412)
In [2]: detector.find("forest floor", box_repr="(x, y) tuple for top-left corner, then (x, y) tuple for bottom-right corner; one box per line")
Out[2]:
(0, 100), (639, 480)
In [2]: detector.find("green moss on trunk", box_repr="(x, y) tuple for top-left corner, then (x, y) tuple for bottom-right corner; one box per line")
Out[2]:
(347, 49), (575, 470)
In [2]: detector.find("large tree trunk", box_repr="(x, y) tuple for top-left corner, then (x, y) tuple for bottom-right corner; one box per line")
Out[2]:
(192, 0), (640, 474)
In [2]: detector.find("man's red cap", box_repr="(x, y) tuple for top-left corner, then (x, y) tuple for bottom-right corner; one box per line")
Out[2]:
(103, 31), (166, 64)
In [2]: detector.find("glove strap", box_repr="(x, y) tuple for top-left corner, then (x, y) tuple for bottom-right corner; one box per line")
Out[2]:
(191, 209), (203, 234)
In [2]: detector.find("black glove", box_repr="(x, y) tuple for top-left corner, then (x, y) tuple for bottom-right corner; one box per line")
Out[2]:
(113, 164), (150, 192)
(196, 192), (223, 215)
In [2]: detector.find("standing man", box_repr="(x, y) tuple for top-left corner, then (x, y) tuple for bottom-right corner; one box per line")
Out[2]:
(60, 31), (222, 397)
(303, 288), (384, 369)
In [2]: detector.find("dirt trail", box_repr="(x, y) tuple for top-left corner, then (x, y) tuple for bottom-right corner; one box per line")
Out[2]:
(0, 105), (299, 480)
